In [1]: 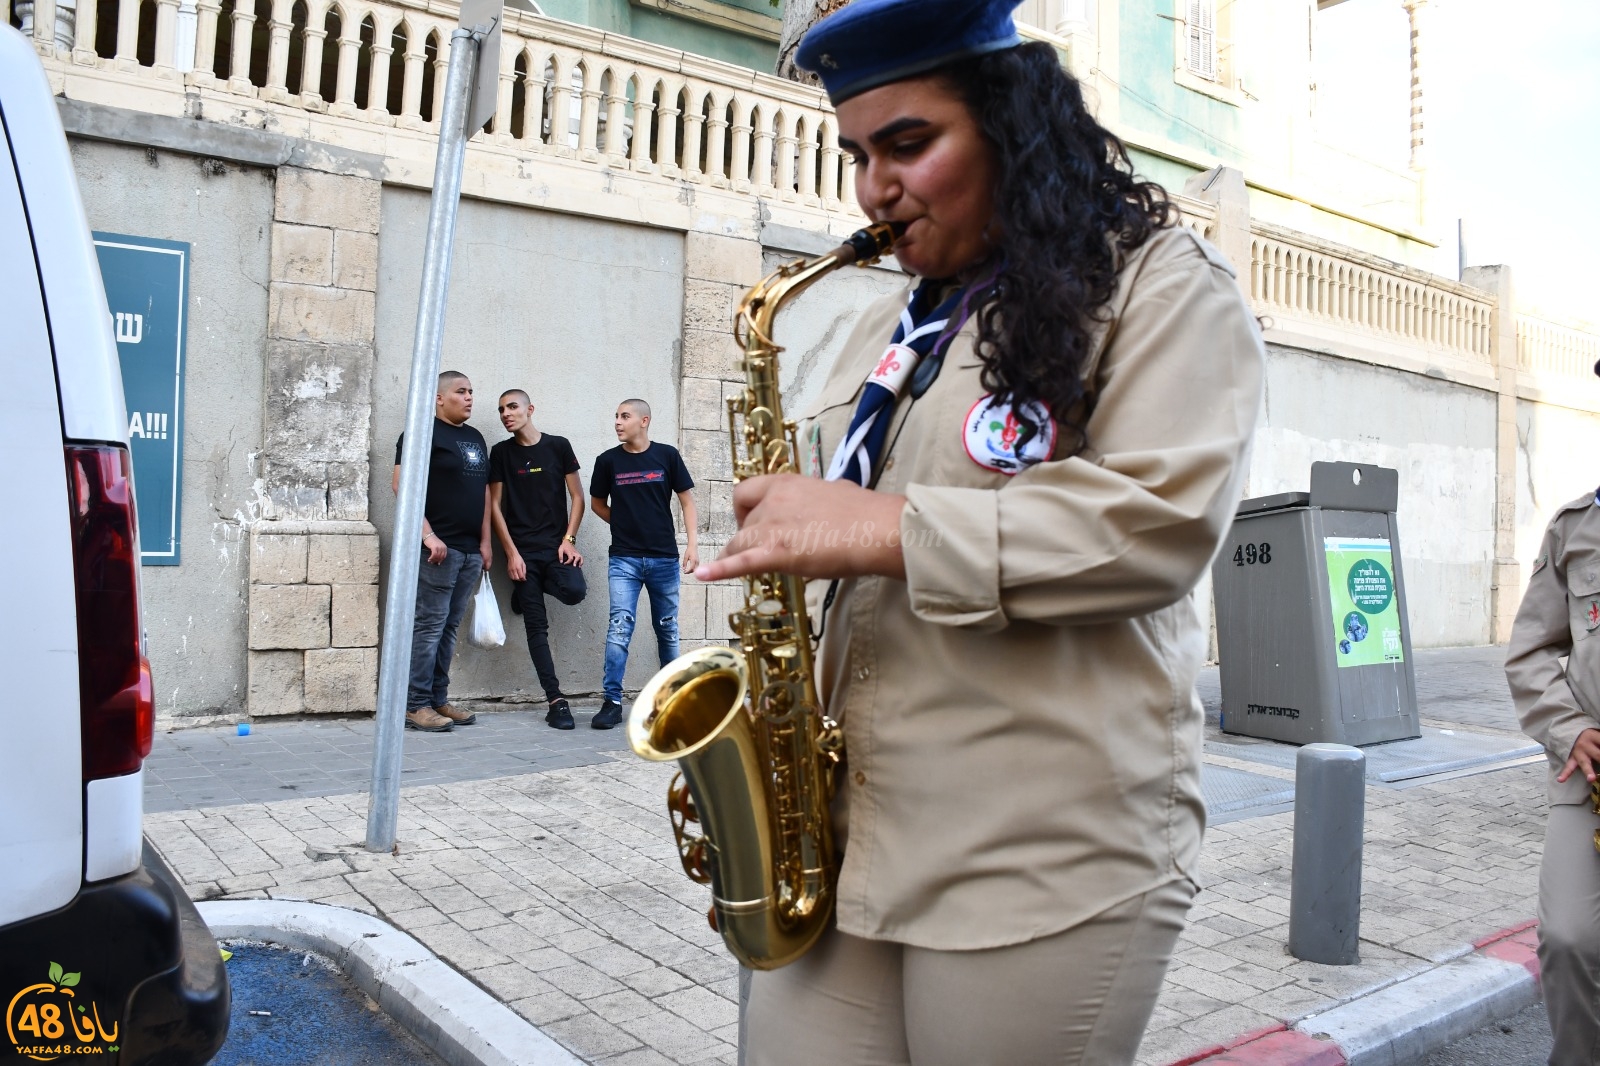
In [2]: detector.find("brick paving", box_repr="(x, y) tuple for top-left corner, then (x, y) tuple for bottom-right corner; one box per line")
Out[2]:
(143, 646), (1546, 1065)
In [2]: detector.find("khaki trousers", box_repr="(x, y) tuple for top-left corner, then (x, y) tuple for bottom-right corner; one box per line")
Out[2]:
(743, 879), (1194, 1066)
(1539, 802), (1600, 1066)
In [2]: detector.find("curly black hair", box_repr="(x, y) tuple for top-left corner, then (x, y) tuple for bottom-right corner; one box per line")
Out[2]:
(937, 42), (1174, 455)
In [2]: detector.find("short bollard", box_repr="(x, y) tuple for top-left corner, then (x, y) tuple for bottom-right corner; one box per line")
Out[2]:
(1288, 743), (1366, 965)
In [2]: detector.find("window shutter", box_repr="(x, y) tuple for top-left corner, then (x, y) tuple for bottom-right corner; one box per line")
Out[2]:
(1186, 0), (1217, 81)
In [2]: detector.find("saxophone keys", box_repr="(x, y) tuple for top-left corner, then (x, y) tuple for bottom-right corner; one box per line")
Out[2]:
(815, 718), (844, 756)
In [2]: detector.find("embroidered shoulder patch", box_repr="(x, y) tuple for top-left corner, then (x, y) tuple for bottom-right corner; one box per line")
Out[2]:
(1533, 552), (1549, 576)
(962, 396), (1055, 475)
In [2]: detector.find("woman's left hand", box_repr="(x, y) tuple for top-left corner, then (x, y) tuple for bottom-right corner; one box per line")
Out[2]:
(695, 474), (908, 583)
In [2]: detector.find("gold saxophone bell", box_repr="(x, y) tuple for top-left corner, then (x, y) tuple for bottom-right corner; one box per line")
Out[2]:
(626, 222), (902, 970)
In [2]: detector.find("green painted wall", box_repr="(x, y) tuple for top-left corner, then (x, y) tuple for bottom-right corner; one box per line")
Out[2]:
(1126, 147), (1201, 199)
(631, 7), (777, 70)
(1118, 0), (1243, 164)
(540, 0), (779, 70)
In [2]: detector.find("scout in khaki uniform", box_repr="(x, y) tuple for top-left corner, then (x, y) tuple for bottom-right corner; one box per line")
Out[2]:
(1505, 467), (1600, 1066)
(693, 0), (1264, 1061)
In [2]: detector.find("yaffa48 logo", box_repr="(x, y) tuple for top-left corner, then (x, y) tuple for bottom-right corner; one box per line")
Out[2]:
(6, 962), (119, 1061)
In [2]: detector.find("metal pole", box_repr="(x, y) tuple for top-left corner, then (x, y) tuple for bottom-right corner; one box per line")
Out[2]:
(1288, 743), (1366, 965)
(365, 26), (481, 852)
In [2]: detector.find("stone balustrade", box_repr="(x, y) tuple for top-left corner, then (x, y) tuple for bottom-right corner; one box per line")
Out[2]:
(1249, 221), (1496, 372)
(1519, 312), (1600, 381)
(19, 0), (858, 207)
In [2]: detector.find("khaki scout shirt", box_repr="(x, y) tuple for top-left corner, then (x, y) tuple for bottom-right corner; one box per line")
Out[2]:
(796, 226), (1264, 950)
(1506, 491), (1600, 806)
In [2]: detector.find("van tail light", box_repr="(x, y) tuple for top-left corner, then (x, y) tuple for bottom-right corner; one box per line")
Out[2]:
(66, 444), (153, 780)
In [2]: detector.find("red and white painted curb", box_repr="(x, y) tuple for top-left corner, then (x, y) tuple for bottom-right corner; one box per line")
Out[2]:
(1165, 921), (1542, 1066)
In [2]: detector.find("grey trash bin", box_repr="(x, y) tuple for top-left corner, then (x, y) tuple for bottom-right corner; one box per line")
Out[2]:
(1212, 461), (1420, 746)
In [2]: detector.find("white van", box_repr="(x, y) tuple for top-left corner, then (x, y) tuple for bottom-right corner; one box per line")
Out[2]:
(0, 26), (229, 1063)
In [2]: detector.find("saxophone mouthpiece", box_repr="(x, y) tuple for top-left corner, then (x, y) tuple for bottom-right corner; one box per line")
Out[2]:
(838, 221), (906, 266)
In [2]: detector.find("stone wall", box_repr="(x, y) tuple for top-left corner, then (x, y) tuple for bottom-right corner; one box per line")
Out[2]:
(243, 167), (385, 718)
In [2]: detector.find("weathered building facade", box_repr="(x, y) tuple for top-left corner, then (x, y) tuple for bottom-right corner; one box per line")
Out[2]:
(10, 0), (1598, 724)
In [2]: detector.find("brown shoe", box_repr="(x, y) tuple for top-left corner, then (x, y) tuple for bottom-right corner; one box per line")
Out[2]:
(433, 703), (477, 726)
(405, 707), (455, 732)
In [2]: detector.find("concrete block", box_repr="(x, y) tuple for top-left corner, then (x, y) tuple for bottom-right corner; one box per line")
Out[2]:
(680, 376), (727, 433)
(700, 479), (737, 537)
(675, 582), (708, 641)
(269, 223), (334, 286)
(275, 167), (381, 233)
(304, 647), (378, 713)
(680, 429), (733, 483)
(269, 283), (376, 345)
(682, 279), (739, 334)
(308, 533), (381, 584)
(704, 582), (745, 643)
(249, 583), (331, 650)
(262, 340), (374, 465)
(333, 229), (379, 292)
(332, 583), (380, 647)
(247, 649), (305, 716)
(684, 233), (762, 286)
(263, 464), (330, 522)
(250, 532), (308, 584)
(681, 328), (739, 380)
(327, 462), (371, 522)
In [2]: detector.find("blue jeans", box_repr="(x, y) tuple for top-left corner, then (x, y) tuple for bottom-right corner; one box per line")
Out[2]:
(408, 546), (483, 711)
(603, 555), (680, 703)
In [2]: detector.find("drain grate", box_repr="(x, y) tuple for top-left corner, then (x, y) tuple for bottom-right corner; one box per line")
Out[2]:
(1207, 727), (1541, 784)
(1201, 764), (1295, 818)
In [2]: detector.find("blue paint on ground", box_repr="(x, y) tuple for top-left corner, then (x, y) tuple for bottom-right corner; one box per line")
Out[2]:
(213, 943), (444, 1066)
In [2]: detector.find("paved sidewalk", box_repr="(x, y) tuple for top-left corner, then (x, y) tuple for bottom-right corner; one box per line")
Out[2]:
(142, 646), (1546, 1065)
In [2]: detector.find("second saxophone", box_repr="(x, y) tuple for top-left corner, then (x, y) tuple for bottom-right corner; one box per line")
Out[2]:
(625, 222), (902, 970)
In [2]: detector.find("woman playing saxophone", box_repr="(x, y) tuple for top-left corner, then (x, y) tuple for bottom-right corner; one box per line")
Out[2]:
(691, 0), (1266, 1061)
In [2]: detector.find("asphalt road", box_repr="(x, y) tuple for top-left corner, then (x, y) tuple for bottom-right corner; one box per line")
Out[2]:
(214, 943), (443, 1066)
(1420, 1001), (1552, 1065)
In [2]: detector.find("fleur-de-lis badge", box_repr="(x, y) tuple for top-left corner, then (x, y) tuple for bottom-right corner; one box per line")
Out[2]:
(873, 350), (902, 379)
(1586, 601), (1599, 631)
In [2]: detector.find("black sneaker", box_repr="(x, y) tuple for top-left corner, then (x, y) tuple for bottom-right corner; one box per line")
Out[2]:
(545, 698), (575, 730)
(591, 699), (623, 730)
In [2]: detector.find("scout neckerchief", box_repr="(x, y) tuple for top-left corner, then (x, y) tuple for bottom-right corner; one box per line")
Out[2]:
(812, 278), (983, 643)
(825, 280), (968, 487)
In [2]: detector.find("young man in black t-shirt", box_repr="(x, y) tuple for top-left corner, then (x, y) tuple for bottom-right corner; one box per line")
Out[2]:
(489, 389), (588, 730)
(393, 371), (491, 733)
(588, 398), (698, 729)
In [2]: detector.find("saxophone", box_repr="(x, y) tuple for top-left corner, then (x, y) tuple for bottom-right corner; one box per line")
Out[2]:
(626, 222), (902, 970)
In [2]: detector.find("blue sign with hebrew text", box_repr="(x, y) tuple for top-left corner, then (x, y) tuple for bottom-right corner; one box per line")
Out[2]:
(93, 232), (189, 566)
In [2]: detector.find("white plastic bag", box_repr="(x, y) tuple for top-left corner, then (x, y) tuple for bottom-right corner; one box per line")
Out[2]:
(469, 572), (507, 648)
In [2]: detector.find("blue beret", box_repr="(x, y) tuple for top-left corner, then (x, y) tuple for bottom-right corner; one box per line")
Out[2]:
(796, 0), (1026, 105)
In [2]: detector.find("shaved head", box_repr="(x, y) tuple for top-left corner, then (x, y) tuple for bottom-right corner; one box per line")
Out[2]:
(621, 398), (651, 419)
(499, 388), (531, 407)
(438, 370), (469, 391)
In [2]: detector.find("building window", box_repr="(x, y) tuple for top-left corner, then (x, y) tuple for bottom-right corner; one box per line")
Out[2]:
(1185, 0), (1217, 81)
(1174, 0), (1242, 104)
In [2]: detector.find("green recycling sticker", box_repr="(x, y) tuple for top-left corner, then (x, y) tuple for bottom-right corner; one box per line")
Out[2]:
(1325, 537), (1405, 668)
